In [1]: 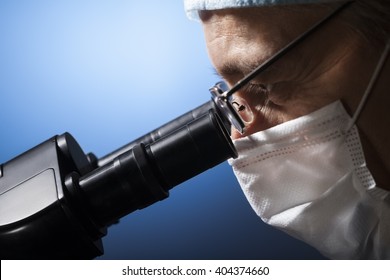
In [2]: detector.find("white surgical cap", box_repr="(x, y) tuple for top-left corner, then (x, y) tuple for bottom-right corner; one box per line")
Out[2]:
(184, 0), (341, 20)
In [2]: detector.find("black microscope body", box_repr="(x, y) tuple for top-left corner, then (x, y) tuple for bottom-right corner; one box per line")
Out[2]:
(0, 102), (237, 259)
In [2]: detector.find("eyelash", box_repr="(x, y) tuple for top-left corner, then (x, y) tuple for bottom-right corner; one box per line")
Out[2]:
(244, 83), (269, 97)
(241, 83), (287, 112)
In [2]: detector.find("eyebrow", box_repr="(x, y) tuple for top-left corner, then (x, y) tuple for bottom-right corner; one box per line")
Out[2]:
(214, 59), (268, 79)
(213, 57), (278, 84)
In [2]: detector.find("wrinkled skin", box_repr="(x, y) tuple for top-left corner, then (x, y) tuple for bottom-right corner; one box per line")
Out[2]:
(200, 4), (390, 189)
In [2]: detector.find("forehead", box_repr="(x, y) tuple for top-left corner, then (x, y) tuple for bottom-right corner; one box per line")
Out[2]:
(186, 0), (341, 21)
(200, 6), (331, 75)
(199, 5), (329, 29)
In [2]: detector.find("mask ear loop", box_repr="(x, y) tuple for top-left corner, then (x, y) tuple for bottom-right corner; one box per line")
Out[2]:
(347, 40), (390, 131)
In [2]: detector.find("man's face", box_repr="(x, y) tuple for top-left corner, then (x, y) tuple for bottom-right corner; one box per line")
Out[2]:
(200, 5), (370, 139)
(200, 5), (390, 189)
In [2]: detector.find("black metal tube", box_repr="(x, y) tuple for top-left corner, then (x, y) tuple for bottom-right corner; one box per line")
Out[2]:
(79, 111), (236, 227)
(97, 100), (230, 167)
(145, 111), (237, 188)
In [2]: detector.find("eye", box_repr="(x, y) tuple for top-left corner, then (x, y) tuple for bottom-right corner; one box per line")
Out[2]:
(241, 83), (271, 106)
(245, 81), (294, 107)
(246, 83), (269, 95)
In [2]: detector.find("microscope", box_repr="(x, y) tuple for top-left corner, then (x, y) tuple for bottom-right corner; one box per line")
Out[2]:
(0, 88), (239, 259)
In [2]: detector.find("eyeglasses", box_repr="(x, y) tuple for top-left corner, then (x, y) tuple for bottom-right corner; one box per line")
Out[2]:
(209, 0), (354, 134)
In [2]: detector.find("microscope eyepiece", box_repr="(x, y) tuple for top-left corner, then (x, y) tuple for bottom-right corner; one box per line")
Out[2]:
(75, 111), (236, 227)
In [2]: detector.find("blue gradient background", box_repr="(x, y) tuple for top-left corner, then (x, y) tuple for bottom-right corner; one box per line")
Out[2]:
(0, 0), (325, 259)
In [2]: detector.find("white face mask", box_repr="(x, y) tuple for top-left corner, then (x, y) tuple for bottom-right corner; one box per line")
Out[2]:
(229, 42), (390, 259)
